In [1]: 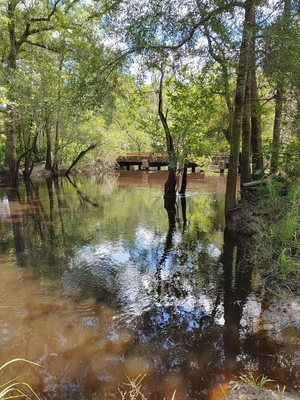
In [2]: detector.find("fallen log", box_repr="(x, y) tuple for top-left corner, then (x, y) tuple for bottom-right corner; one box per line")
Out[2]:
(241, 172), (279, 188)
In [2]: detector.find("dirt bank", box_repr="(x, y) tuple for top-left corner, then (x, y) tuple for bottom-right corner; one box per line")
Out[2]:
(225, 383), (300, 399)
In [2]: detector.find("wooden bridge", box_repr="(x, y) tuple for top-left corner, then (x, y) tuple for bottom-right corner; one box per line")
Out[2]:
(117, 152), (230, 172)
(117, 152), (169, 170)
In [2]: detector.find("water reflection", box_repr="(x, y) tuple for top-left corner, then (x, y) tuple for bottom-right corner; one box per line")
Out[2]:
(0, 172), (299, 399)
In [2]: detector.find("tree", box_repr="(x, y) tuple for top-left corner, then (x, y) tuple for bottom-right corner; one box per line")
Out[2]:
(157, 67), (177, 199)
(262, 0), (295, 173)
(0, 0), (127, 181)
(2, 0), (65, 183)
(104, 0), (251, 216)
(224, 0), (256, 217)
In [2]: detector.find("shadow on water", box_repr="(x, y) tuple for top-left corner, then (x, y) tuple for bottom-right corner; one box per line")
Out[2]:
(0, 172), (300, 399)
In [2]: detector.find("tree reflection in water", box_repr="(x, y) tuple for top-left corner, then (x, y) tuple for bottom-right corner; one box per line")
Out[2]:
(0, 174), (297, 399)
(120, 196), (258, 400)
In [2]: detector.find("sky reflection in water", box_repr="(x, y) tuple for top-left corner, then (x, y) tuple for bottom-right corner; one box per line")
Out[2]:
(0, 172), (299, 400)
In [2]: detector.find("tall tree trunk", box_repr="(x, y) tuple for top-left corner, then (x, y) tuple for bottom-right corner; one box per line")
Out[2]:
(158, 69), (177, 199)
(249, 9), (263, 176)
(270, 0), (290, 173)
(52, 119), (60, 176)
(4, 1), (60, 183)
(52, 59), (63, 177)
(241, 77), (252, 185)
(225, 0), (255, 220)
(250, 71), (263, 174)
(45, 114), (52, 170)
(5, 2), (21, 184)
(270, 87), (283, 172)
(5, 109), (18, 183)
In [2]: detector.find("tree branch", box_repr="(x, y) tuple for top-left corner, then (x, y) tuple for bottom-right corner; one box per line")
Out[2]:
(65, 143), (99, 176)
(156, 1), (244, 50)
(158, 69), (173, 154)
(22, 39), (60, 53)
(17, 0), (61, 46)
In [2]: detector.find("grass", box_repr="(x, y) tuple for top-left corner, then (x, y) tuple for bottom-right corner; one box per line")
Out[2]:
(0, 359), (42, 400)
(118, 375), (147, 400)
(229, 372), (294, 400)
(250, 178), (300, 289)
(238, 372), (273, 388)
(118, 375), (176, 400)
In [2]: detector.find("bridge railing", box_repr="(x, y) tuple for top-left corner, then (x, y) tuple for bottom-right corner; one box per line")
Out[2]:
(117, 152), (169, 162)
(212, 153), (230, 165)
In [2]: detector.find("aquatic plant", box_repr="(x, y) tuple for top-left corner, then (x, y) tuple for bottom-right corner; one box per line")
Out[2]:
(0, 358), (42, 400)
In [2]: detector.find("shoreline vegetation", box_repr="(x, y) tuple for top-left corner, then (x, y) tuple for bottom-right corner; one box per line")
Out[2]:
(232, 175), (300, 291)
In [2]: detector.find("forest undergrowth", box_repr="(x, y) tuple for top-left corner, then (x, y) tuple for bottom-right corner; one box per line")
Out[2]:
(238, 176), (300, 292)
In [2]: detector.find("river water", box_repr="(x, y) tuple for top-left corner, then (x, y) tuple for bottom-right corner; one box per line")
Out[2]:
(0, 170), (299, 400)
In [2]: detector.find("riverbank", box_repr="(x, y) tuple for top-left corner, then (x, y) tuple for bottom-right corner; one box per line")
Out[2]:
(223, 177), (300, 400)
(225, 383), (300, 399)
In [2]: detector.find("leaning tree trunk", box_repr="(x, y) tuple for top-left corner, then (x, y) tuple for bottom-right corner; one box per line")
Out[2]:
(158, 69), (177, 199)
(225, 0), (255, 220)
(65, 143), (98, 176)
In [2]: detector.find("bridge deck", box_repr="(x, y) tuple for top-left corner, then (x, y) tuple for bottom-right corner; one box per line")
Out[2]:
(116, 152), (229, 171)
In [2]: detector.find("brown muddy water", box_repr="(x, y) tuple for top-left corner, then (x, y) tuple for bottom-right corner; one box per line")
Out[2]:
(0, 170), (300, 400)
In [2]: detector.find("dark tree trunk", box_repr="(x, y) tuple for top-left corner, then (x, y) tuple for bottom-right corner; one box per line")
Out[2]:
(270, 0), (290, 173)
(158, 69), (177, 199)
(51, 120), (60, 177)
(5, 112), (18, 184)
(45, 114), (52, 171)
(51, 58), (64, 177)
(241, 77), (252, 185)
(247, 0), (263, 176)
(4, 1), (60, 183)
(65, 143), (98, 176)
(270, 87), (283, 173)
(178, 163), (188, 195)
(164, 169), (177, 199)
(225, 0), (255, 220)
(5, 3), (19, 183)
(250, 72), (263, 174)
(21, 129), (38, 181)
